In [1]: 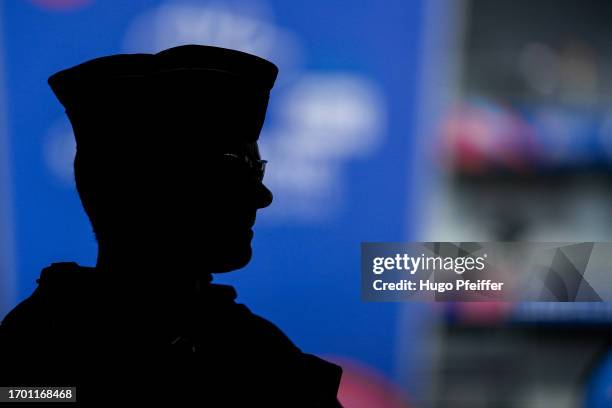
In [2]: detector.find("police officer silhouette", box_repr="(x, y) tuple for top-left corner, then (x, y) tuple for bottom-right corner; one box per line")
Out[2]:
(0, 45), (342, 406)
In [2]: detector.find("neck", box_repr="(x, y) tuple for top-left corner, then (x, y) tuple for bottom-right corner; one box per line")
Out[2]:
(95, 240), (213, 298)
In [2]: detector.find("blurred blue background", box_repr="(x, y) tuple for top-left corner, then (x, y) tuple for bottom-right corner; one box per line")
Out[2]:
(0, 0), (424, 405)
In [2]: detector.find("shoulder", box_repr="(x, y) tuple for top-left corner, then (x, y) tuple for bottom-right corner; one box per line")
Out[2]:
(298, 353), (344, 405)
(215, 300), (343, 402)
(0, 262), (90, 335)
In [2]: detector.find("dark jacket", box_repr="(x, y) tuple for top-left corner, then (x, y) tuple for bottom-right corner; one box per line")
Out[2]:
(0, 262), (343, 406)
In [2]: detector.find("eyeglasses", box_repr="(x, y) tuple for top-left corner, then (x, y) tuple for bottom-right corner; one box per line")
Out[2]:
(223, 153), (267, 182)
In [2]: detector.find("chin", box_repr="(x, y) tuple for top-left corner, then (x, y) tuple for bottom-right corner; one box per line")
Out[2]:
(210, 243), (253, 273)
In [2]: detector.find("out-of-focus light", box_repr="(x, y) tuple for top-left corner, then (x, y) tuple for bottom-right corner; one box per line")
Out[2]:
(585, 350), (612, 408)
(597, 110), (612, 159)
(43, 118), (75, 186)
(122, 2), (303, 76)
(261, 74), (386, 223)
(280, 74), (385, 159)
(519, 42), (560, 96)
(330, 357), (412, 408)
(531, 107), (591, 165)
(558, 40), (599, 105)
(440, 100), (538, 173)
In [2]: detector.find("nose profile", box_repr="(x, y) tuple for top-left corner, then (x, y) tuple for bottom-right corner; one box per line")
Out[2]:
(257, 183), (273, 209)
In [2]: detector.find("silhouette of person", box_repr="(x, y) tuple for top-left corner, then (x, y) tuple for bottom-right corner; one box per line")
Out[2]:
(0, 45), (343, 406)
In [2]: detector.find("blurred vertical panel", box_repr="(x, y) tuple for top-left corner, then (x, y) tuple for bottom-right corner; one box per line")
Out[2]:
(397, 0), (467, 405)
(0, 4), (16, 319)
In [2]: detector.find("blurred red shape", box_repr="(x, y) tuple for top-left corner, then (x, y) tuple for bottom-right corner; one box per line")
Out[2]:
(326, 356), (412, 408)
